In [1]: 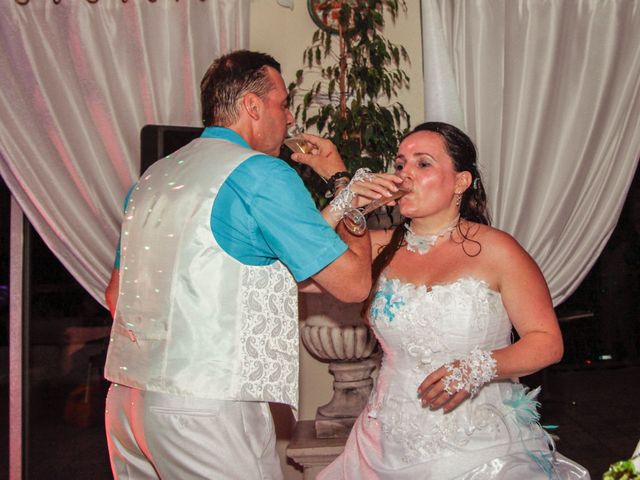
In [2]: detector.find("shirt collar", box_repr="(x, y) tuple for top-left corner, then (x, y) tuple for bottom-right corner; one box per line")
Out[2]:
(200, 126), (251, 149)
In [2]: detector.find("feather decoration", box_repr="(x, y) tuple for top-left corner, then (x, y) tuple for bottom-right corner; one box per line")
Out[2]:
(503, 385), (542, 426)
(504, 385), (559, 479)
(527, 449), (557, 479)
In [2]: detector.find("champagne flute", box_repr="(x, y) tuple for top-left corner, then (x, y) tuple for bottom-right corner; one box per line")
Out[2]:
(343, 177), (413, 235)
(283, 125), (313, 154)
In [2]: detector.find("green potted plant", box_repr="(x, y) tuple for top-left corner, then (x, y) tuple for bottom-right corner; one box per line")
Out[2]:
(288, 0), (411, 206)
(287, 0), (412, 440)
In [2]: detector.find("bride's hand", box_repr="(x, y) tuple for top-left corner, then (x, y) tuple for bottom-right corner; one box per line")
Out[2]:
(418, 349), (496, 413)
(350, 173), (404, 208)
(417, 362), (471, 413)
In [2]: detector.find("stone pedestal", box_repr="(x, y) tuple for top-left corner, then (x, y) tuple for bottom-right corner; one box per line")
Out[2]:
(299, 293), (378, 439)
(315, 358), (377, 438)
(286, 420), (346, 480)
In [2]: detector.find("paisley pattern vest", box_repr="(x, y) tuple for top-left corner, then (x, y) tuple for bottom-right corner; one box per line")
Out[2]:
(104, 138), (299, 409)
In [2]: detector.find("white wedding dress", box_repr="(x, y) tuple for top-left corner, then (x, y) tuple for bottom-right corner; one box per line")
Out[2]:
(318, 276), (590, 480)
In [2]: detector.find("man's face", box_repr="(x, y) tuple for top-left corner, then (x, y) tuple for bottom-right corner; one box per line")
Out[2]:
(254, 67), (294, 156)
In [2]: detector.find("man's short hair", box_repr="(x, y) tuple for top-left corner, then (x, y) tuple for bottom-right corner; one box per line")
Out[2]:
(200, 50), (281, 127)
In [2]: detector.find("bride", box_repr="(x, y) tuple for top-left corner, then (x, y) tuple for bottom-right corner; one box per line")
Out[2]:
(295, 122), (590, 479)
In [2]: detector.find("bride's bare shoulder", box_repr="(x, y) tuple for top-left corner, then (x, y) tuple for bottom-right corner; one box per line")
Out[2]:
(461, 222), (530, 259)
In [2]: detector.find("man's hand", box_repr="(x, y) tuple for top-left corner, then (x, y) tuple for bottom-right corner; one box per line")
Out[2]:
(290, 133), (346, 179)
(105, 268), (119, 318)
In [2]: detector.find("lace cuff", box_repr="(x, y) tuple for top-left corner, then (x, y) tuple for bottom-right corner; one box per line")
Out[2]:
(328, 168), (373, 218)
(442, 347), (497, 397)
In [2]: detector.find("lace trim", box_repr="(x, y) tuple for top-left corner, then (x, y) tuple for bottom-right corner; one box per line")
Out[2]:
(369, 384), (554, 465)
(369, 396), (503, 463)
(442, 347), (497, 397)
(329, 168), (374, 217)
(238, 262), (299, 408)
(370, 276), (503, 373)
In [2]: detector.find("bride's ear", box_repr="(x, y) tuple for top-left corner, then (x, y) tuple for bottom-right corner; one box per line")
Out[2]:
(455, 171), (472, 193)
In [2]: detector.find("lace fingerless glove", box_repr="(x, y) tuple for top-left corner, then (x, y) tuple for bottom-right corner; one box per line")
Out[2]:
(442, 347), (497, 397)
(328, 167), (374, 218)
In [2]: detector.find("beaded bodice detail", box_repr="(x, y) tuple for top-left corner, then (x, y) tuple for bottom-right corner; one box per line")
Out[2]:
(367, 276), (514, 463)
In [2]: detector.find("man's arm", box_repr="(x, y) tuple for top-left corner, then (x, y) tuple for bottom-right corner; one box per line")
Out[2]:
(105, 184), (136, 318)
(105, 268), (119, 318)
(289, 133), (386, 302)
(310, 169), (399, 302)
(309, 223), (372, 303)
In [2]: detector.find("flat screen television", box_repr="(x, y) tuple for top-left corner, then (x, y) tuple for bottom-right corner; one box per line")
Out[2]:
(140, 124), (204, 174)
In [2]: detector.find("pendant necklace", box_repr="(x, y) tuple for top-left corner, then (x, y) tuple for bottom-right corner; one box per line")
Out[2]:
(404, 215), (460, 255)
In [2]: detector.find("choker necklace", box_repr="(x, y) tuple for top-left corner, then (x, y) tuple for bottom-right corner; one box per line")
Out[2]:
(404, 215), (460, 255)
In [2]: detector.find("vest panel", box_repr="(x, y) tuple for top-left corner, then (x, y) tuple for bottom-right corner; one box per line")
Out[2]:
(105, 138), (299, 409)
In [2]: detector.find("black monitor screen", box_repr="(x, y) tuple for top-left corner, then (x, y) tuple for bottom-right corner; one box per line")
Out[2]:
(140, 124), (204, 174)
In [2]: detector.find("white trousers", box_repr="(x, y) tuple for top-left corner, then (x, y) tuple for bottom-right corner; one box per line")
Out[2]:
(105, 384), (283, 480)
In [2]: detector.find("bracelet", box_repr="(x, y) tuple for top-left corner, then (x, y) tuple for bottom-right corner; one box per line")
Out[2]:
(331, 176), (351, 195)
(325, 171), (352, 198)
(442, 347), (497, 397)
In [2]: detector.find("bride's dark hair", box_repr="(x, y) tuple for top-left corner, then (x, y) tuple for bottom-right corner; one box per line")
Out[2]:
(361, 122), (491, 318)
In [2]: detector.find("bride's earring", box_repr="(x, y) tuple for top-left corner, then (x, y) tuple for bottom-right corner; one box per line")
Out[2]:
(455, 192), (462, 207)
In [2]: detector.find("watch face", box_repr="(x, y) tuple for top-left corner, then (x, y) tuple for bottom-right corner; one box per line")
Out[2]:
(307, 0), (342, 34)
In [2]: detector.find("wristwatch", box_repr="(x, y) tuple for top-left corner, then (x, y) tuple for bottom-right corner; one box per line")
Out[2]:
(325, 171), (352, 198)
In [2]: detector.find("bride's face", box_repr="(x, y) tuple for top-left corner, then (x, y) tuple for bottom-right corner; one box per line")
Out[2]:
(393, 131), (465, 220)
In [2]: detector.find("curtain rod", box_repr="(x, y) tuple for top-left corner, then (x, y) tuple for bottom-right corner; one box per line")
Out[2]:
(16, 0), (207, 4)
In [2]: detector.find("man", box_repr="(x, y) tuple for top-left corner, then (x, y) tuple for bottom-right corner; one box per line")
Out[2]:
(103, 50), (372, 479)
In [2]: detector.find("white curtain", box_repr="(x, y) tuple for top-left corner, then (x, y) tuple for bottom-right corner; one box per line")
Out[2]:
(0, 0), (248, 305)
(421, 0), (640, 305)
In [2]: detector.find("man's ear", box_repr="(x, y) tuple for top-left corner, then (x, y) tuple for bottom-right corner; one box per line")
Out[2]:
(456, 170), (473, 193)
(242, 93), (262, 120)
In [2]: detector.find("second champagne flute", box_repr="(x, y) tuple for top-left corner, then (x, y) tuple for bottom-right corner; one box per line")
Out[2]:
(343, 177), (413, 235)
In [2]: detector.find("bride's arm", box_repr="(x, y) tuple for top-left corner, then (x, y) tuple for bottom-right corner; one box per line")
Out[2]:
(417, 229), (562, 413)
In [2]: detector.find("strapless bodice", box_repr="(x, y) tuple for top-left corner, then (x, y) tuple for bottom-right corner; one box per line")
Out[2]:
(370, 275), (512, 373)
(367, 276), (517, 463)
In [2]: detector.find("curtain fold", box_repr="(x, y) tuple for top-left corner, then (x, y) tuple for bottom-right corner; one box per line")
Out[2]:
(0, 0), (248, 304)
(421, 0), (640, 305)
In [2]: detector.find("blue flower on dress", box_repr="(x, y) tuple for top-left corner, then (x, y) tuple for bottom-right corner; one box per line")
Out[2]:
(370, 280), (405, 322)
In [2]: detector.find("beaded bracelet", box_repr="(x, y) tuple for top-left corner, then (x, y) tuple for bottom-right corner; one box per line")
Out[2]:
(325, 171), (352, 198)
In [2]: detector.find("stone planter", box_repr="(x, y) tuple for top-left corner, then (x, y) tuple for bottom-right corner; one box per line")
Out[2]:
(299, 292), (378, 438)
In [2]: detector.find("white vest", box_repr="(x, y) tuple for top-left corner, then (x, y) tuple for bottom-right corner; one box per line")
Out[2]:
(104, 138), (299, 410)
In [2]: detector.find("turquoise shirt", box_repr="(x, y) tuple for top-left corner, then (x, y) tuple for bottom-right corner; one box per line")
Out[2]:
(115, 127), (346, 282)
